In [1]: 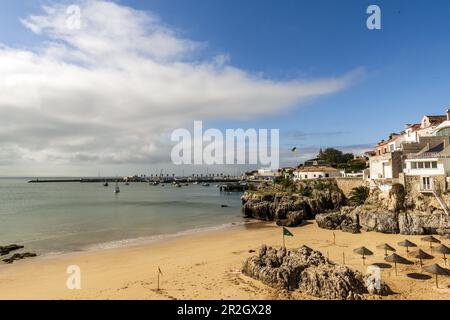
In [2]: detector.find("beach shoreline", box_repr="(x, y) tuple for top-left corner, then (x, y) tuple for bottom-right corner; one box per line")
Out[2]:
(0, 221), (449, 300)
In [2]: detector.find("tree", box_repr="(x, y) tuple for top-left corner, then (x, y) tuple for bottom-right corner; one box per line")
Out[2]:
(349, 186), (370, 206)
(318, 148), (345, 166)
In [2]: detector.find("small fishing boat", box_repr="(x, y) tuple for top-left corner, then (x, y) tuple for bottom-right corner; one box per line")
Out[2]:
(202, 183), (210, 187)
(114, 182), (120, 194)
(125, 181), (130, 186)
(192, 181), (199, 185)
(103, 181), (109, 187)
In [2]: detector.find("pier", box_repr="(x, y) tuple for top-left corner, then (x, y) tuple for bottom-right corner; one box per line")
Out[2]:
(28, 177), (243, 184)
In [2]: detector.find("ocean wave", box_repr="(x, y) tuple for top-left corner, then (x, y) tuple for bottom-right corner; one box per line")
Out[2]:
(83, 221), (248, 252)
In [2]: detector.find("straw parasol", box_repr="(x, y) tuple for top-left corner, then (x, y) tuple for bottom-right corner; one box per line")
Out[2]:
(397, 240), (417, 253)
(434, 244), (450, 266)
(376, 243), (396, 257)
(385, 253), (413, 276)
(423, 263), (450, 288)
(420, 235), (441, 252)
(410, 249), (434, 270)
(353, 247), (373, 265)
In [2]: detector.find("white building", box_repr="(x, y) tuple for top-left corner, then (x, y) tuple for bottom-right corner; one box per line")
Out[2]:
(293, 166), (341, 181)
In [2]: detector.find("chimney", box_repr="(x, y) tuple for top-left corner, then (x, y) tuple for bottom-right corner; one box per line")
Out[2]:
(447, 109), (450, 121)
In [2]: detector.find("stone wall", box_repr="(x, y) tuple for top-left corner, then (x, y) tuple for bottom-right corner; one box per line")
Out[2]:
(404, 175), (447, 195)
(335, 178), (368, 197)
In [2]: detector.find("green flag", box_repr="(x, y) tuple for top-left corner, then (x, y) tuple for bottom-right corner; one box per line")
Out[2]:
(283, 227), (294, 237)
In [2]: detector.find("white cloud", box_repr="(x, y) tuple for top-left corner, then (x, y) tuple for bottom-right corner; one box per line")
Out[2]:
(0, 0), (363, 175)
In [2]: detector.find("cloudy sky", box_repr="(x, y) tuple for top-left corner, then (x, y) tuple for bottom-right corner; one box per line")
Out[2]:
(1, 0), (450, 176)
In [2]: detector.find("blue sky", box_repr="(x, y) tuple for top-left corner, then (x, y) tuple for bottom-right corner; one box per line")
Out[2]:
(1, 0), (450, 175)
(121, 0), (450, 149)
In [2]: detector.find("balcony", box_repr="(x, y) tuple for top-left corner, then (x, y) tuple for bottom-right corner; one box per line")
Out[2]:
(406, 152), (447, 159)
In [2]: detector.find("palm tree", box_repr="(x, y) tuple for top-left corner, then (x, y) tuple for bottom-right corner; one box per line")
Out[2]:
(349, 186), (370, 206)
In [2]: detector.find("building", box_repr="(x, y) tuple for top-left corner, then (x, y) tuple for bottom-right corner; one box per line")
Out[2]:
(303, 158), (329, 167)
(368, 150), (403, 183)
(402, 135), (450, 193)
(293, 166), (341, 181)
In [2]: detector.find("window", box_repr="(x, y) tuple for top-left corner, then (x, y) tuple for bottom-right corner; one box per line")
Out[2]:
(411, 162), (417, 169)
(325, 173), (329, 178)
(432, 161), (438, 169)
(424, 162), (431, 169)
(418, 162), (424, 169)
(389, 144), (394, 152)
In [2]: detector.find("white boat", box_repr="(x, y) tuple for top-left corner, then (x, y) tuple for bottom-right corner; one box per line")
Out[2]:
(114, 182), (120, 194)
(192, 181), (199, 185)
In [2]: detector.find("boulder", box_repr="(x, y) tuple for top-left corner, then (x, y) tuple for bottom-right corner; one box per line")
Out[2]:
(398, 211), (450, 235)
(356, 208), (399, 234)
(315, 207), (360, 233)
(242, 245), (390, 299)
(0, 244), (24, 256)
(2, 252), (37, 264)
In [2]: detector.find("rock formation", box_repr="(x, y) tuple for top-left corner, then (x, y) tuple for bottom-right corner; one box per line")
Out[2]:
(2, 252), (37, 264)
(316, 185), (450, 235)
(0, 244), (24, 256)
(242, 245), (390, 300)
(242, 180), (345, 227)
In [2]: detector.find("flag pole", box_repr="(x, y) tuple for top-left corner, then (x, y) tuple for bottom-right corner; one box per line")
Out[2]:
(157, 270), (160, 291)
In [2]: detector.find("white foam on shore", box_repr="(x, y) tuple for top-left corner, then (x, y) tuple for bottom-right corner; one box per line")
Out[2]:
(83, 221), (248, 252)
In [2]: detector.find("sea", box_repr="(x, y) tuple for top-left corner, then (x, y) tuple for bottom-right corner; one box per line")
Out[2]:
(0, 178), (244, 255)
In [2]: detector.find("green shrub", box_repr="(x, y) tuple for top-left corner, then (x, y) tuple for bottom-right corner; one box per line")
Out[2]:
(349, 186), (370, 206)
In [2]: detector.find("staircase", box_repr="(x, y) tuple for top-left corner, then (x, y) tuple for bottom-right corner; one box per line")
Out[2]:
(432, 185), (450, 216)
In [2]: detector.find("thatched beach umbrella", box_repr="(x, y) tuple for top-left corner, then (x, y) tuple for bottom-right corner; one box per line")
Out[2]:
(423, 263), (450, 288)
(434, 244), (450, 266)
(385, 253), (413, 276)
(397, 240), (417, 253)
(410, 249), (434, 270)
(421, 236), (441, 252)
(353, 247), (373, 265)
(376, 243), (396, 257)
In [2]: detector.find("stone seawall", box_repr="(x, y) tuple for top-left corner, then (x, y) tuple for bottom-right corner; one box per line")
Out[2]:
(335, 178), (368, 197)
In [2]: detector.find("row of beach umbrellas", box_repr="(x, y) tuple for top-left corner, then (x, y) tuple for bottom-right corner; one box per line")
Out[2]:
(353, 235), (450, 287)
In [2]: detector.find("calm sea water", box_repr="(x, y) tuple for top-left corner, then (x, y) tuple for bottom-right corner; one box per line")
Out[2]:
(0, 179), (244, 255)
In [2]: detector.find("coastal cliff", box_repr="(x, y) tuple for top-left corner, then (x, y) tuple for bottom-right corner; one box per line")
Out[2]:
(242, 180), (450, 235)
(318, 185), (450, 235)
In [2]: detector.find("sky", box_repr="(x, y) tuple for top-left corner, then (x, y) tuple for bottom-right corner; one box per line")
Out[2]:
(0, 0), (450, 176)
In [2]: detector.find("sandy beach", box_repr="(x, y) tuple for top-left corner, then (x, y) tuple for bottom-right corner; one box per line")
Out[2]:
(0, 221), (449, 300)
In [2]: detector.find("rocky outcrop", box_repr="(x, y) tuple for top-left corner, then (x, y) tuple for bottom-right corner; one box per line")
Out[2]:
(315, 207), (360, 233)
(356, 207), (399, 234)
(2, 252), (37, 264)
(398, 211), (450, 235)
(242, 181), (345, 226)
(242, 245), (389, 300)
(0, 244), (24, 256)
